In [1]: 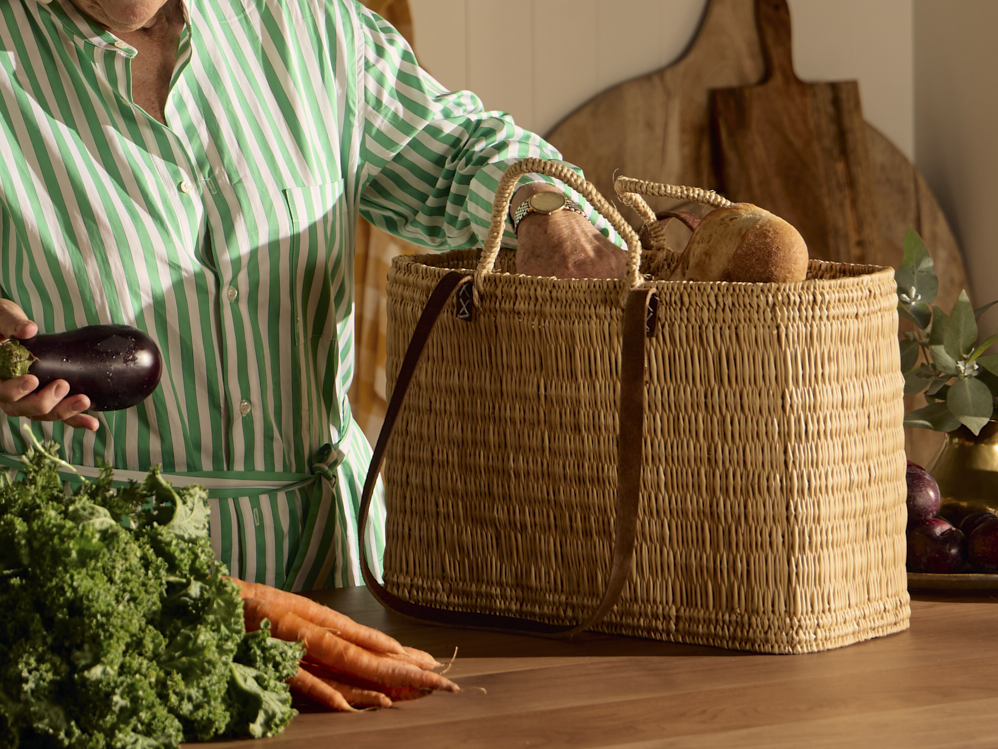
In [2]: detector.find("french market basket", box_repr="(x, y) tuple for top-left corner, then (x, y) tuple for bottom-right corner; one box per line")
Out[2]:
(358, 158), (911, 654)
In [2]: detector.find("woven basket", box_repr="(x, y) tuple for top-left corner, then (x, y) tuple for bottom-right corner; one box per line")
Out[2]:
(359, 159), (911, 654)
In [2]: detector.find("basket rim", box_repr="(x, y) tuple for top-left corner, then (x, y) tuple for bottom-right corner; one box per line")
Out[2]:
(390, 250), (895, 290)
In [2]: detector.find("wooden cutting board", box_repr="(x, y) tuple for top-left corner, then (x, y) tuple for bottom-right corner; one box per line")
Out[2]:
(545, 0), (971, 467)
(710, 0), (881, 265)
(546, 0), (764, 227)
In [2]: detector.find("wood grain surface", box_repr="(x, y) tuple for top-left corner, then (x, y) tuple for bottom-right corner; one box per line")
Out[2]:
(710, 0), (880, 266)
(545, 0), (970, 468)
(191, 586), (998, 749)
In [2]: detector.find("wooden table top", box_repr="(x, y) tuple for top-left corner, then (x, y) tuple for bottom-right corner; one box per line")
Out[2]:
(195, 586), (998, 749)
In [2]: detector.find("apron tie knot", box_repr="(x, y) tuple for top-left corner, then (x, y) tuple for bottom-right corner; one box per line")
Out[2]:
(310, 441), (345, 483)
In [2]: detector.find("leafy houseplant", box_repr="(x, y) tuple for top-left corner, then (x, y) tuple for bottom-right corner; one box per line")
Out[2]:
(896, 228), (998, 435)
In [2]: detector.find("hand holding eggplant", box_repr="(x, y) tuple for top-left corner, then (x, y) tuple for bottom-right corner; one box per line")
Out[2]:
(0, 300), (96, 430)
(0, 300), (163, 430)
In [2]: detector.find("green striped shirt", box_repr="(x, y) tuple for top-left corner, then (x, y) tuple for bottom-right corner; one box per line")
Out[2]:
(0, 0), (574, 590)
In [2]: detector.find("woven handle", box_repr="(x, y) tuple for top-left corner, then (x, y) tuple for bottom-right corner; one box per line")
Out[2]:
(477, 158), (644, 294)
(614, 176), (733, 253)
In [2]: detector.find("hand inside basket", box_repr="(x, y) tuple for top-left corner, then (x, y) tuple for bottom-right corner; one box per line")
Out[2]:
(512, 185), (627, 280)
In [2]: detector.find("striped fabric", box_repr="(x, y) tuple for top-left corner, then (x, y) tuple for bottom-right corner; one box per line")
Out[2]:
(0, 0), (608, 591)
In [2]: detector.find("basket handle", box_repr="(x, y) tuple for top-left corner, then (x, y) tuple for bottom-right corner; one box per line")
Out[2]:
(358, 271), (655, 639)
(477, 158), (644, 296)
(614, 176), (733, 253)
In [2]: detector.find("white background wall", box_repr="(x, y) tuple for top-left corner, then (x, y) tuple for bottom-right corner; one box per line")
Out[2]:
(914, 0), (998, 315)
(407, 0), (997, 308)
(409, 0), (914, 156)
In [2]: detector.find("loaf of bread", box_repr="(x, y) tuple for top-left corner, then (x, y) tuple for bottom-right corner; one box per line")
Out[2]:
(673, 202), (809, 283)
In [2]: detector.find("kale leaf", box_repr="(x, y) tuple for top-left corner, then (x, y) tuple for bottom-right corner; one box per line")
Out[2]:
(0, 438), (302, 748)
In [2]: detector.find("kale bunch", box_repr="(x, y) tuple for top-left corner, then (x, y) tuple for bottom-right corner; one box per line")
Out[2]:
(0, 438), (302, 748)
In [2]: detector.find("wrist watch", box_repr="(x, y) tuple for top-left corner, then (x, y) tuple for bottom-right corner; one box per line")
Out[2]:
(511, 192), (585, 232)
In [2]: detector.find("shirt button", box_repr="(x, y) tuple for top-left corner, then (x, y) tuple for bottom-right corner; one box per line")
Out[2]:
(239, 399), (252, 416)
(179, 180), (195, 194)
(114, 40), (130, 50)
(226, 286), (238, 302)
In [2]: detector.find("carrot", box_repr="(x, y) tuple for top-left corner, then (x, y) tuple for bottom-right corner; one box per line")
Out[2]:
(385, 646), (442, 671)
(288, 667), (357, 712)
(226, 577), (409, 657)
(302, 660), (432, 705)
(323, 680), (392, 710)
(242, 597), (460, 694)
(227, 577), (443, 670)
(299, 663), (392, 708)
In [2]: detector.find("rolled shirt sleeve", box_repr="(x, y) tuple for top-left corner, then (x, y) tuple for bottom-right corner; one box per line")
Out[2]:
(356, 9), (622, 252)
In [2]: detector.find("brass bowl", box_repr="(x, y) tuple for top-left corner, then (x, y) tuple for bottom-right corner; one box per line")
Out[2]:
(928, 421), (998, 530)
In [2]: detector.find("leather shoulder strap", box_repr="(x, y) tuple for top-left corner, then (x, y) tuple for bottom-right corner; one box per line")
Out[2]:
(359, 271), (654, 638)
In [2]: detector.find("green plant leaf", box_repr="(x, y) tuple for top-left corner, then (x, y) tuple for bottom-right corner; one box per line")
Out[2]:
(899, 338), (921, 373)
(896, 227), (938, 306)
(926, 378), (950, 398)
(928, 306), (958, 375)
(944, 290), (978, 360)
(899, 301), (933, 331)
(903, 366), (932, 396)
(975, 300), (998, 321)
(978, 353), (998, 377)
(975, 367), (998, 402)
(928, 305), (948, 343)
(928, 349), (959, 377)
(970, 332), (998, 362)
(947, 376), (994, 435)
(976, 374), (998, 429)
(904, 401), (962, 432)
(894, 265), (914, 296)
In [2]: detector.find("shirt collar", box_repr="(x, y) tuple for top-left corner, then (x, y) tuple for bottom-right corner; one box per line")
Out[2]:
(27, 0), (192, 54)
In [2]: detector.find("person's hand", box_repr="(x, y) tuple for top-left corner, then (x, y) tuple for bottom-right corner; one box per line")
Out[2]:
(0, 300), (100, 431)
(511, 185), (627, 279)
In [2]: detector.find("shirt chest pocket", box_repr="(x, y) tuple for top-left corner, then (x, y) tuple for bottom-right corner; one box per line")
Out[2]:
(281, 180), (347, 346)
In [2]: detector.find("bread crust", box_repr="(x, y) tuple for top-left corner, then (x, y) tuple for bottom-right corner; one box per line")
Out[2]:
(677, 203), (809, 283)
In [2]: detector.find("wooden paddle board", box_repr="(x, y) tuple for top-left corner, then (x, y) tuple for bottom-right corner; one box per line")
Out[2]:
(545, 0), (970, 467)
(709, 0), (880, 265)
(546, 0), (765, 227)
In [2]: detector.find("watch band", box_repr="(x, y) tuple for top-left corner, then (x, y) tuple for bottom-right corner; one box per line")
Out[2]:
(512, 194), (585, 232)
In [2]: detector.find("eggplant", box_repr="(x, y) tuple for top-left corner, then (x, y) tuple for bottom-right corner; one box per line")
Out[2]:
(0, 324), (163, 411)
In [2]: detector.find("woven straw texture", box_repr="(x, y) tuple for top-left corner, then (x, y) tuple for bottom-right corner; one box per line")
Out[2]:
(381, 251), (910, 654)
(379, 162), (910, 654)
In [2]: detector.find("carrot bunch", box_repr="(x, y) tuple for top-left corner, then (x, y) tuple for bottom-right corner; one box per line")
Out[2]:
(227, 577), (459, 711)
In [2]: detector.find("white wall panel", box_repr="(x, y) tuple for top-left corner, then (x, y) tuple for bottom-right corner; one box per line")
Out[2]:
(409, 0), (914, 159)
(408, 0), (467, 89)
(593, 1), (704, 95)
(532, 0), (599, 134)
(465, 0), (534, 119)
(914, 0), (998, 310)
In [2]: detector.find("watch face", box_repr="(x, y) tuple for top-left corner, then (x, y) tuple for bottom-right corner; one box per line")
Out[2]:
(528, 192), (567, 214)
